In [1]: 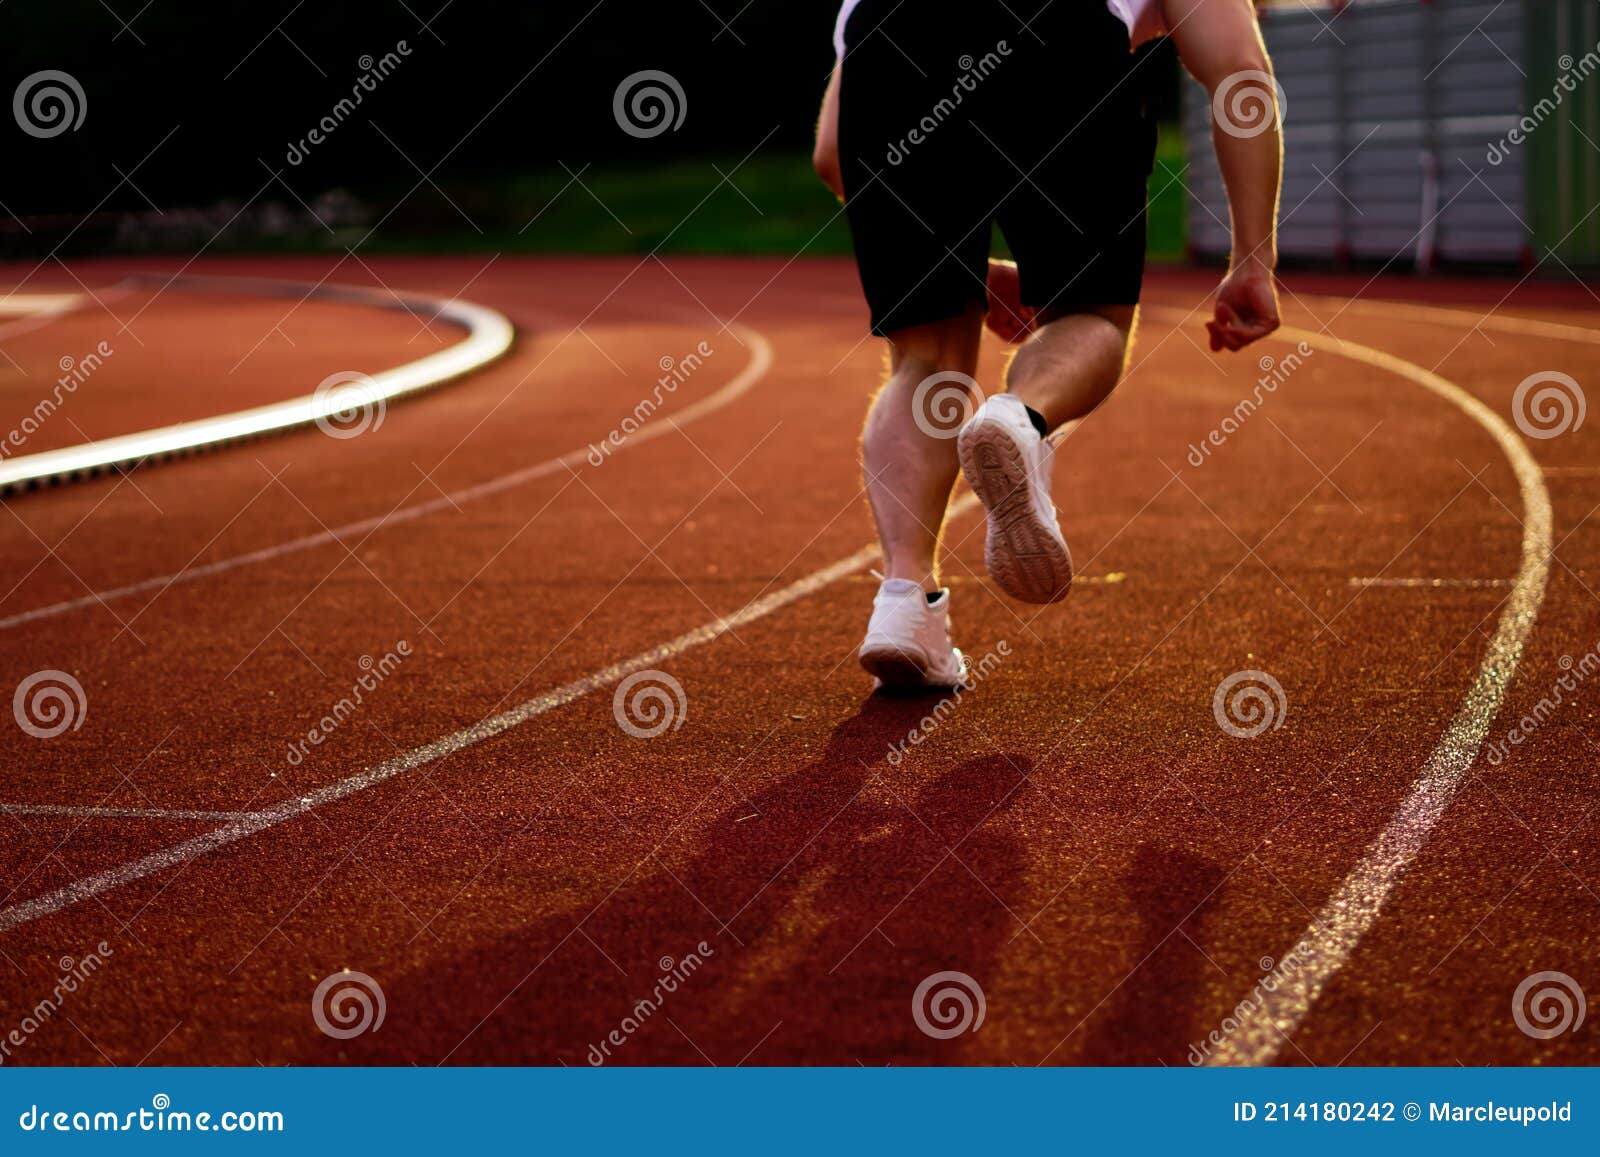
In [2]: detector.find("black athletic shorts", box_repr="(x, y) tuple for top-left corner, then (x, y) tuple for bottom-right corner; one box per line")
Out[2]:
(837, 0), (1158, 335)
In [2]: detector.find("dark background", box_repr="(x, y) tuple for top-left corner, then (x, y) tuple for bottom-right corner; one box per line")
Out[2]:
(0, 1), (1181, 254)
(4, 3), (837, 210)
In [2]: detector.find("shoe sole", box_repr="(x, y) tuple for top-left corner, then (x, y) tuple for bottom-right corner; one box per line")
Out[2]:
(859, 641), (963, 690)
(958, 417), (1073, 604)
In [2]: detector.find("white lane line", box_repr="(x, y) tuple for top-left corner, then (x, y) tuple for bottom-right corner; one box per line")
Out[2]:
(1209, 293), (1600, 347)
(0, 295), (84, 345)
(0, 322), (774, 632)
(0, 508), (976, 933)
(1348, 577), (1511, 589)
(14, 297), (1552, 1014)
(0, 284), (134, 348)
(850, 572), (1128, 586)
(0, 276), (514, 495)
(1, 804), (252, 821)
(0, 326), (931, 933)
(0, 293), (83, 316)
(1150, 315), (1553, 1067)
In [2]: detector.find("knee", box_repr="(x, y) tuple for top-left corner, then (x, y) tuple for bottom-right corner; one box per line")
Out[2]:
(1092, 304), (1138, 348)
(1035, 303), (1136, 346)
(1019, 306), (1135, 374)
(885, 307), (983, 379)
(867, 347), (981, 447)
(1092, 307), (1136, 373)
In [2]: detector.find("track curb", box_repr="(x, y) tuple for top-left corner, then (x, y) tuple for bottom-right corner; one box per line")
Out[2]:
(0, 274), (515, 496)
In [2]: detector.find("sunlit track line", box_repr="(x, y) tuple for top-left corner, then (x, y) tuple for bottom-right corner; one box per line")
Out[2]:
(0, 275), (514, 495)
(0, 321), (774, 632)
(0, 294), (83, 341)
(0, 804), (251, 821)
(1290, 293), (1600, 346)
(1150, 311), (1552, 1067)
(1348, 577), (1511, 589)
(0, 494), (983, 934)
(0, 293), (84, 315)
(0, 284), (137, 354)
(1145, 291), (1600, 346)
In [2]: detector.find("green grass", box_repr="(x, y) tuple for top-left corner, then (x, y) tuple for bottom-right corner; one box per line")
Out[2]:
(1146, 121), (1188, 263)
(352, 152), (858, 256)
(359, 123), (1188, 261)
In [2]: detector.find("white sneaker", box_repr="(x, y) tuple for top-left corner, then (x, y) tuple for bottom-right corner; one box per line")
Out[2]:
(859, 578), (966, 690)
(957, 394), (1073, 604)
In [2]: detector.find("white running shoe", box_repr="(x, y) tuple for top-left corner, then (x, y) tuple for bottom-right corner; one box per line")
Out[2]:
(957, 393), (1073, 604)
(858, 578), (967, 690)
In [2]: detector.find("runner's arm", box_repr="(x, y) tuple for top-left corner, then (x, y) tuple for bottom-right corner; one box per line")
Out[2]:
(1164, 0), (1282, 350)
(814, 63), (844, 200)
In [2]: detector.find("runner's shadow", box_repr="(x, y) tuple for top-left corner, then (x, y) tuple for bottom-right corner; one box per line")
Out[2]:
(337, 696), (1030, 1065)
(1074, 843), (1226, 1064)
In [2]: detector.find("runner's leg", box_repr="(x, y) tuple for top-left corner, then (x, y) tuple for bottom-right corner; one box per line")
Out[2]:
(862, 305), (984, 590)
(1004, 305), (1137, 431)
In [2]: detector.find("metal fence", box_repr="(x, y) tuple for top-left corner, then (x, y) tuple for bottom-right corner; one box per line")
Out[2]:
(1183, 0), (1600, 268)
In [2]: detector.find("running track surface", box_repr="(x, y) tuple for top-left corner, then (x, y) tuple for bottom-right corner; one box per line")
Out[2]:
(0, 255), (1596, 1066)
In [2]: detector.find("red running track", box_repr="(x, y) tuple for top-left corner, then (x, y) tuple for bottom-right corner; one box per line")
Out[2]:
(0, 255), (1596, 1066)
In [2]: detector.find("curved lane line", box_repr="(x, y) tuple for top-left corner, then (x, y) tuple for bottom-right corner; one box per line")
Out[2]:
(0, 294), (83, 315)
(0, 494), (985, 934)
(0, 804), (252, 821)
(1147, 291), (1600, 346)
(1291, 294), (1600, 346)
(0, 544), (873, 933)
(0, 276), (515, 495)
(0, 284), (139, 357)
(4, 302), (1551, 1019)
(1148, 311), (1553, 1067)
(0, 320), (773, 632)
(0, 321), (795, 932)
(0, 294), (84, 342)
